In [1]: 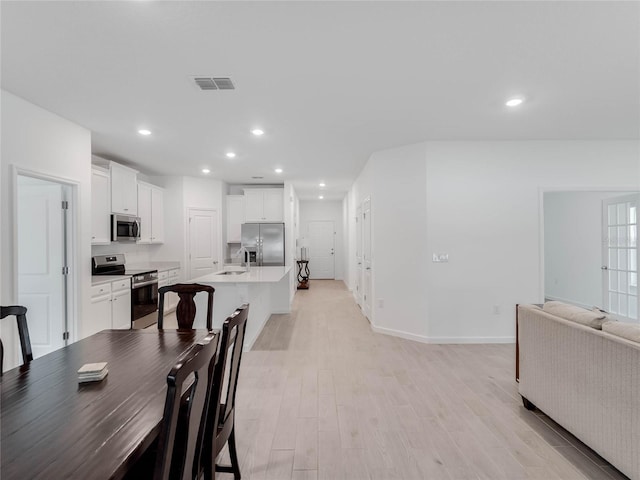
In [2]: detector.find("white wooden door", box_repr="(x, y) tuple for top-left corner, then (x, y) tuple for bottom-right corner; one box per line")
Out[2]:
(17, 180), (66, 359)
(308, 221), (335, 279)
(603, 194), (640, 322)
(362, 197), (372, 321)
(356, 205), (363, 307)
(188, 209), (220, 280)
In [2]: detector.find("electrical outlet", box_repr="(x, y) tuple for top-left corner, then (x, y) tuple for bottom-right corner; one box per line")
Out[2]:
(432, 253), (449, 263)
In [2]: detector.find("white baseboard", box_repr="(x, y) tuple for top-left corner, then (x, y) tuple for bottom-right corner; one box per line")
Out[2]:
(370, 324), (515, 344)
(543, 294), (596, 310)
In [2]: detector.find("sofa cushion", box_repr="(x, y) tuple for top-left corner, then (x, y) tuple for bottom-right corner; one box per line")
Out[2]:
(542, 301), (607, 329)
(602, 321), (640, 343)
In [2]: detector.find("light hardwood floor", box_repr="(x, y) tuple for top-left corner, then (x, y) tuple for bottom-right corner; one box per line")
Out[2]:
(218, 280), (628, 480)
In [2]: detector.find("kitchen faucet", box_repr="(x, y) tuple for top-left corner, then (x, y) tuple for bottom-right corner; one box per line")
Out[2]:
(236, 246), (251, 272)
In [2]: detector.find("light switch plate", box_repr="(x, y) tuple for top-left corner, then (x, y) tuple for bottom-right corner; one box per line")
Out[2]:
(432, 253), (449, 263)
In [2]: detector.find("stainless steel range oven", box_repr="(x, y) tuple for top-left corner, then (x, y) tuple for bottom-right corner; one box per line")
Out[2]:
(92, 254), (159, 329)
(130, 271), (159, 328)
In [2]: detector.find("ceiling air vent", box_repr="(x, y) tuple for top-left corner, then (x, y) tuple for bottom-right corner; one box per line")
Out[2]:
(190, 76), (235, 91)
(213, 78), (235, 90)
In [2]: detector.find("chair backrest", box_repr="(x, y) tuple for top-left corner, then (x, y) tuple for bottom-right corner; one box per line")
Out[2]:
(154, 332), (219, 480)
(0, 305), (33, 374)
(202, 304), (249, 467)
(158, 284), (214, 331)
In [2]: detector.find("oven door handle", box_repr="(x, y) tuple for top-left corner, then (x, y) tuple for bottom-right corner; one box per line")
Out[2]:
(132, 280), (159, 289)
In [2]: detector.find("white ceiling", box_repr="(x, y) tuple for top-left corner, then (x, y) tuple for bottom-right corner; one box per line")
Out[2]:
(2, 1), (638, 200)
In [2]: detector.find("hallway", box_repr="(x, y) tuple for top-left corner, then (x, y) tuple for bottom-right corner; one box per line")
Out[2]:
(225, 281), (625, 480)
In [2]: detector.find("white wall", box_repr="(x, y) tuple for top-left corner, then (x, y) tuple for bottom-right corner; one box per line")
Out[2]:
(147, 176), (224, 279)
(299, 200), (345, 280)
(544, 191), (638, 308)
(348, 142), (430, 340)
(1, 90), (92, 368)
(283, 182), (300, 300)
(346, 140), (640, 344)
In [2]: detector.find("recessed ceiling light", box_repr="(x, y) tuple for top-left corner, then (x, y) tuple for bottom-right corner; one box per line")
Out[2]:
(251, 128), (264, 136)
(275, 168), (283, 174)
(318, 195), (324, 200)
(202, 168), (210, 174)
(319, 183), (326, 187)
(226, 152), (236, 158)
(138, 129), (151, 136)
(505, 97), (524, 107)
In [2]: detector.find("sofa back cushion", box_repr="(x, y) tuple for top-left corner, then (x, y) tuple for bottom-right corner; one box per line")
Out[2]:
(602, 321), (640, 343)
(542, 301), (607, 329)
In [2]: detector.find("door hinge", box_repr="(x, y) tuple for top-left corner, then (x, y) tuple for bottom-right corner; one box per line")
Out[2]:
(63, 332), (70, 341)
(61, 200), (69, 210)
(62, 266), (69, 275)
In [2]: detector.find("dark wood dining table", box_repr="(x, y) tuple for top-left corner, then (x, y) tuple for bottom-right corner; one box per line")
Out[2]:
(0, 328), (210, 480)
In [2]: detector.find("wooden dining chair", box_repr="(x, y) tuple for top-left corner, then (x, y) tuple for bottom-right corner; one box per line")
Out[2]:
(153, 332), (219, 480)
(201, 304), (249, 480)
(0, 305), (33, 374)
(158, 284), (214, 331)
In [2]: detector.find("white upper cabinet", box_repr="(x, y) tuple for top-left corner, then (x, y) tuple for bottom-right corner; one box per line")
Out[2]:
(137, 182), (164, 244)
(226, 195), (245, 243)
(244, 188), (283, 222)
(244, 190), (263, 222)
(263, 190), (284, 222)
(151, 186), (164, 243)
(110, 163), (138, 215)
(91, 166), (111, 245)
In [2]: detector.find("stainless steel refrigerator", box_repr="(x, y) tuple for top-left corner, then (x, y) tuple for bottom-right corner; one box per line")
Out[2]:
(241, 223), (285, 266)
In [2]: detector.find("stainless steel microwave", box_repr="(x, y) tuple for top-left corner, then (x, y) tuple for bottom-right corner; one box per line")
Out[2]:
(111, 214), (141, 242)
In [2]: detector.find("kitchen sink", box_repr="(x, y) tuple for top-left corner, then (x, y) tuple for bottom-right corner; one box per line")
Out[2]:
(216, 271), (246, 276)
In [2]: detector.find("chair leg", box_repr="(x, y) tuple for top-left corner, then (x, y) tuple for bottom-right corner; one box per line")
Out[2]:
(228, 427), (241, 480)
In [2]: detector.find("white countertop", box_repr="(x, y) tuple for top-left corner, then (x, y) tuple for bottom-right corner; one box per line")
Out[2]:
(91, 275), (132, 286)
(191, 266), (291, 284)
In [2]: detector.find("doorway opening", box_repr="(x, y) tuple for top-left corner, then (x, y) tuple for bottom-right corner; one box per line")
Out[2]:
(543, 190), (640, 323)
(15, 173), (76, 361)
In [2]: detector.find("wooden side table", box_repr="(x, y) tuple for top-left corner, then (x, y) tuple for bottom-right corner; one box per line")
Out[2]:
(296, 260), (310, 289)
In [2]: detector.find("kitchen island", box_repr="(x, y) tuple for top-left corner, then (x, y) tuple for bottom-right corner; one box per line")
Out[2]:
(190, 266), (292, 350)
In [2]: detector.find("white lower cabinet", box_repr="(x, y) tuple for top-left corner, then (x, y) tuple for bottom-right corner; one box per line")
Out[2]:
(89, 278), (131, 336)
(89, 293), (112, 336)
(158, 268), (181, 312)
(111, 287), (132, 330)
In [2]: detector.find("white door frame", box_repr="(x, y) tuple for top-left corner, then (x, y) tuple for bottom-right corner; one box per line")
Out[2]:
(362, 196), (372, 322)
(185, 207), (222, 280)
(538, 185), (640, 305)
(11, 166), (79, 354)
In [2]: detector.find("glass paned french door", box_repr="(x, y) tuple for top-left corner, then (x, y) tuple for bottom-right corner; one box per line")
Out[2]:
(603, 194), (640, 322)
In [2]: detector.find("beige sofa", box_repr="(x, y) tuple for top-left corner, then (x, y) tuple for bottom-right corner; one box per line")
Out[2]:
(518, 304), (640, 480)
